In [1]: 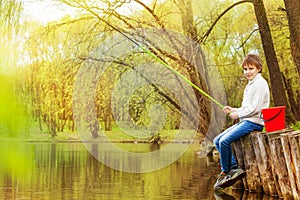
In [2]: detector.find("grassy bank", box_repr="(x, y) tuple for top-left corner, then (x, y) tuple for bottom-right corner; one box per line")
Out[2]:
(0, 124), (203, 143)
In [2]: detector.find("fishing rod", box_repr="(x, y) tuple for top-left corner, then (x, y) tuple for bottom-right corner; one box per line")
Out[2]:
(92, 12), (225, 109)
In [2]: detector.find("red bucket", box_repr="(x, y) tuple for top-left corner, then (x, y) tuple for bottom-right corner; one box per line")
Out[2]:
(261, 106), (286, 132)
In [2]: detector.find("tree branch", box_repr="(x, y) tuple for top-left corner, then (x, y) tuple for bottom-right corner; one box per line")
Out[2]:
(200, 0), (253, 43)
(237, 28), (259, 49)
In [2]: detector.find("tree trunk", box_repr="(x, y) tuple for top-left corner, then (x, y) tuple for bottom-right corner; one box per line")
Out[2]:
(252, 0), (295, 123)
(283, 0), (300, 121)
(176, 0), (211, 137)
(282, 72), (300, 119)
(283, 0), (300, 75)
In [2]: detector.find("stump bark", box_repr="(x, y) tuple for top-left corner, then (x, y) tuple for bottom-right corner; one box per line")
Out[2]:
(288, 131), (300, 192)
(266, 131), (294, 199)
(250, 131), (277, 196)
(281, 133), (300, 200)
(233, 133), (262, 192)
(232, 139), (248, 189)
(232, 129), (300, 199)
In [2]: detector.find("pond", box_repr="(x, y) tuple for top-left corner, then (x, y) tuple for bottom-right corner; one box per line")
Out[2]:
(0, 142), (277, 199)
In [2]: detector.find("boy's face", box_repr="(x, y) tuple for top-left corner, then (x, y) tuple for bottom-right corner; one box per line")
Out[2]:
(243, 64), (260, 81)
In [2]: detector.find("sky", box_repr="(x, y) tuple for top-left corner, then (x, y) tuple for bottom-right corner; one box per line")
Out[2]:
(23, 0), (158, 24)
(23, 0), (78, 24)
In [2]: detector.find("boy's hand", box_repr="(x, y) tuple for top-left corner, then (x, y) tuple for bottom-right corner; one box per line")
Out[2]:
(223, 106), (239, 120)
(229, 112), (239, 120)
(222, 106), (234, 114)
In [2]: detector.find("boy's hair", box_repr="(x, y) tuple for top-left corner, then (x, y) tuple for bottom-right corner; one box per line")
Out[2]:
(242, 54), (262, 73)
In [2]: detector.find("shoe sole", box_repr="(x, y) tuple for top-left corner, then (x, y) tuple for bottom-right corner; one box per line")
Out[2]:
(218, 171), (246, 189)
(214, 185), (224, 191)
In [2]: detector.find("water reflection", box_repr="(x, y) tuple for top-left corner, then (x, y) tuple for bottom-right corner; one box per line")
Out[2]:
(215, 190), (280, 200)
(85, 142), (193, 173)
(0, 142), (279, 199)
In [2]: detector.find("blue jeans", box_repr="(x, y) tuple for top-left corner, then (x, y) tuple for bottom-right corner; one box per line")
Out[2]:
(213, 120), (263, 173)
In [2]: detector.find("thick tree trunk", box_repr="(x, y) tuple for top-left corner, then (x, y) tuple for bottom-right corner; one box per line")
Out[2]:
(282, 72), (300, 119)
(283, 0), (300, 75)
(283, 0), (300, 121)
(176, 0), (211, 137)
(252, 0), (295, 123)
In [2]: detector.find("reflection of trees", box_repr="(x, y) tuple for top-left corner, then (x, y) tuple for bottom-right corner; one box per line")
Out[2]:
(0, 143), (220, 199)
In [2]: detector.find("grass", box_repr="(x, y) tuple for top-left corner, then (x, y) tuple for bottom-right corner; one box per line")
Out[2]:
(2, 119), (299, 143)
(0, 123), (202, 143)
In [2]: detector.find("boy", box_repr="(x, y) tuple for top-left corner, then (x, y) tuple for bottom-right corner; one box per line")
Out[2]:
(213, 54), (270, 190)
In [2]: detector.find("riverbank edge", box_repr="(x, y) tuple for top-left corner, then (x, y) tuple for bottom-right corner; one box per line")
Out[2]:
(0, 131), (203, 144)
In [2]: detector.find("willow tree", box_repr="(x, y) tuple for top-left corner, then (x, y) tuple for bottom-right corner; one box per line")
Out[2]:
(0, 0), (25, 137)
(0, 0), (23, 71)
(22, 15), (100, 137)
(57, 0), (214, 138)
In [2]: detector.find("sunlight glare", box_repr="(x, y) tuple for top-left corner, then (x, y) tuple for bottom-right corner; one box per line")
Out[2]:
(23, 0), (164, 24)
(23, 0), (78, 24)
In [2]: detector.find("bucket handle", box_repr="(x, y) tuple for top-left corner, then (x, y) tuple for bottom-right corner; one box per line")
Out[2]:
(261, 108), (284, 122)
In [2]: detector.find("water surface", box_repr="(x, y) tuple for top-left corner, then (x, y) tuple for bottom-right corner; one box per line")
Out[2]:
(0, 142), (276, 199)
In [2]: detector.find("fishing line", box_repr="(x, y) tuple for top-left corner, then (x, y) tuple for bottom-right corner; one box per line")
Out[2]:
(93, 13), (225, 109)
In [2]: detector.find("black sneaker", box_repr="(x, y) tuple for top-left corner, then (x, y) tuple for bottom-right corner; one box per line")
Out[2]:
(214, 172), (227, 190)
(227, 167), (246, 183)
(214, 168), (246, 190)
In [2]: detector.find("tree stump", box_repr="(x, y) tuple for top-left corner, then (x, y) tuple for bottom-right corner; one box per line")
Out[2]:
(231, 128), (300, 199)
(288, 131), (300, 195)
(288, 131), (300, 192)
(267, 130), (294, 199)
(240, 134), (263, 192)
(281, 133), (300, 200)
(250, 131), (277, 196)
(233, 133), (262, 192)
(232, 140), (248, 189)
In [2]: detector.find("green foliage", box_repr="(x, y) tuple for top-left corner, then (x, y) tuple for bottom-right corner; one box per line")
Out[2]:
(3, 0), (299, 138)
(0, 73), (29, 137)
(291, 121), (300, 130)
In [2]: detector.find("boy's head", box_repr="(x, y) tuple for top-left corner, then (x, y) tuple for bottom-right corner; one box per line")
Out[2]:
(242, 54), (262, 73)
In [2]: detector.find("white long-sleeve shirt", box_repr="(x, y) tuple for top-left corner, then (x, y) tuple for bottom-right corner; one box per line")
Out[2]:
(235, 73), (270, 125)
